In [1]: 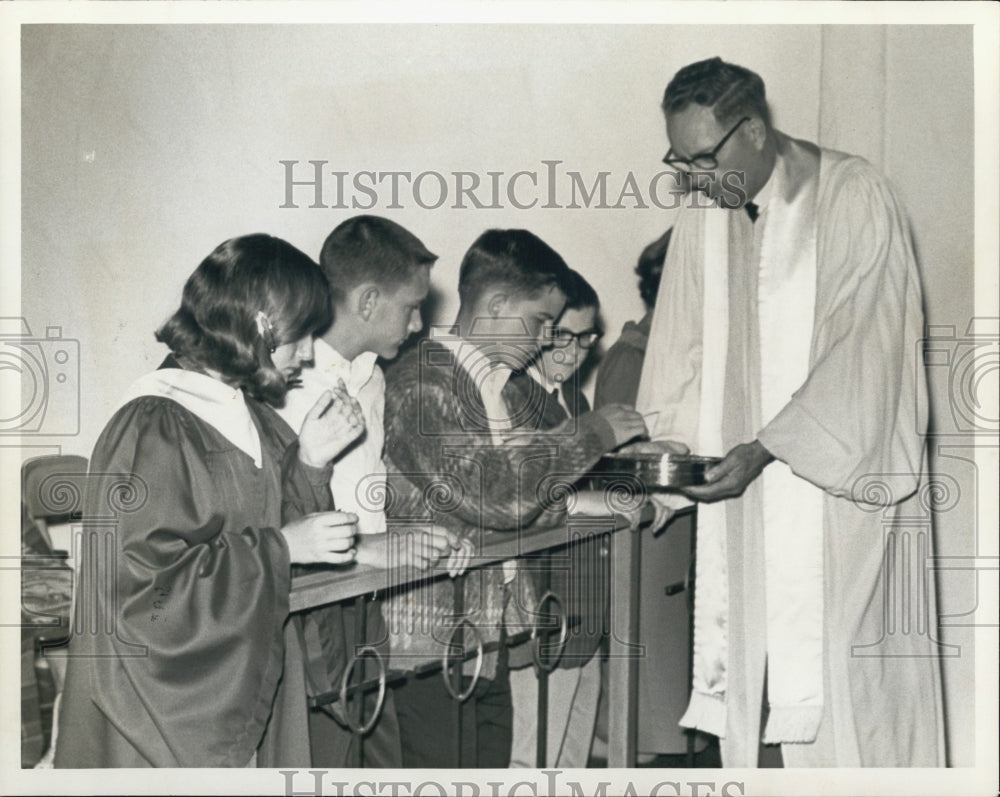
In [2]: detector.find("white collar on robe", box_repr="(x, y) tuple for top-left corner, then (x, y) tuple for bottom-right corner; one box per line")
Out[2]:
(115, 367), (263, 468)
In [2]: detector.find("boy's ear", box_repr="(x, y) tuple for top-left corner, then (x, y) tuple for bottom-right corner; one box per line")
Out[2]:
(357, 284), (380, 320)
(747, 116), (767, 150)
(485, 292), (508, 318)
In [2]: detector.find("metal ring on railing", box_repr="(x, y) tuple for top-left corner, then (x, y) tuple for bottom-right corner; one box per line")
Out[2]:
(530, 590), (569, 673)
(441, 619), (484, 702)
(338, 645), (387, 736)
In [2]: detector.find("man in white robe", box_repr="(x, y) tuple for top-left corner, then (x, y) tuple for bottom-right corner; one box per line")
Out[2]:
(637, 57), (946, 767)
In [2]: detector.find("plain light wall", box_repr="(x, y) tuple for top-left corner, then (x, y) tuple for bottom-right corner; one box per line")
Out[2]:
(817, 26), (976, 766)
(883, 26), (977, 767)
(20, 24), (823, 455)
(19, 24), (975, 763)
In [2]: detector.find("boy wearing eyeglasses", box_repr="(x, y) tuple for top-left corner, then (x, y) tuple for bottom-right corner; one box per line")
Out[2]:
(526, 270), (602, 420)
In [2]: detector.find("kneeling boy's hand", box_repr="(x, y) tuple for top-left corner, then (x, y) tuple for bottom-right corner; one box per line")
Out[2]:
(445, 534), (475, 578)
(297, 381), (366, 468)
(594, 404), (649, 448)
(357, 526), (455, 573)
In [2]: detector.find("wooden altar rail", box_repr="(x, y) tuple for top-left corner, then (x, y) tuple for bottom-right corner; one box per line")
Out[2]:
(289, 503), (658, 768)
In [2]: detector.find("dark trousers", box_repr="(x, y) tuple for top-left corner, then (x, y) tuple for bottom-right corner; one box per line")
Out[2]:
(758, 665), (784, 768)
(307, 690), (403, 767)
(394, 645), (512, 768)
(298, 597), (404, 767)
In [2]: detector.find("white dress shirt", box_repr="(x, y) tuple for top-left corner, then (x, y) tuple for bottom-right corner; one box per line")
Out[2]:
(277, 338), (387, 535)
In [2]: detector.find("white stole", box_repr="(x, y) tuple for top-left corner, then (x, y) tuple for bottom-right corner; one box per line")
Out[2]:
(756, 151), (825, 743)
(639, 138), (826, 745)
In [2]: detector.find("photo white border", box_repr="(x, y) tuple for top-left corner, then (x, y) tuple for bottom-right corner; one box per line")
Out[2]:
(1, 2), (996, 795)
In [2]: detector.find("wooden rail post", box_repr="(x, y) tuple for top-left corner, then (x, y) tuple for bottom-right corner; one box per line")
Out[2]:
(608, 523), (640, 767)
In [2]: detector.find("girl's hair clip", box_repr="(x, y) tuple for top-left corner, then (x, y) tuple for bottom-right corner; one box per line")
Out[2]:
(255, 311), (277, 354)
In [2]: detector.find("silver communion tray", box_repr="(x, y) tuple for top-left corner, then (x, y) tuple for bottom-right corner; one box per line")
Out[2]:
(586, 451), (722, 491)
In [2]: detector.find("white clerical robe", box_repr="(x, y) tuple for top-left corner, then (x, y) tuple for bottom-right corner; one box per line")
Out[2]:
(637, 131), (946, 767)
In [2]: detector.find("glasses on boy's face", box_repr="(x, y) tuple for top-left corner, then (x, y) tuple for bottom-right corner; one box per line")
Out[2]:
(662, 115), (750, 172)
(546, 326), (602, 349)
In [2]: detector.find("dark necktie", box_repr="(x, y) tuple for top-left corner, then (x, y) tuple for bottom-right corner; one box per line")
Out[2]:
(745, 201), (759, 223)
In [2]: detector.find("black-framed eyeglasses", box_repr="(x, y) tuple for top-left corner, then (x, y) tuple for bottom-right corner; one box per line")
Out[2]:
(662, 116), (750, 171)
(547, 327), (602, 349)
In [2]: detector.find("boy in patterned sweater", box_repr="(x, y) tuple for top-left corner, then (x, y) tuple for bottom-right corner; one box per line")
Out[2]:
(382, 228), (646, 766)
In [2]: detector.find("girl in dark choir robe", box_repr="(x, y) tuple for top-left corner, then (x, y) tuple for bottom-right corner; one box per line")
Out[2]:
(54, 234), (366, 768)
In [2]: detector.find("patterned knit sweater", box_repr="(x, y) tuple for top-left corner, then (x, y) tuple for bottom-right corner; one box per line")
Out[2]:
(381, 339), (618, 677)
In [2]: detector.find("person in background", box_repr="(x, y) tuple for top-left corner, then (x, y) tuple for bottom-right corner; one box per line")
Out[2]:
(381, 229), (647, 767)
(277, 215), (465, 767)
(593, 228), (671, 409)
(639, 56), (943, 766)
(508, 269), (607, 768)
(55, 234), (365, 767)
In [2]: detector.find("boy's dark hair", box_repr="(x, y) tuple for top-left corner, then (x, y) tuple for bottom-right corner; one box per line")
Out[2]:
(458, 229), (571, 307)
(562, 268), (600, 312)
(662, 57), (770, 127)
(320, 215), (437, 303)
(637, 227), (672, 309)
(157, 234), (331, 406)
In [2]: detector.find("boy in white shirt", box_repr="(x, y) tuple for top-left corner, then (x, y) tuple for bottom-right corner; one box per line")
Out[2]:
(279, 215), (463, 766)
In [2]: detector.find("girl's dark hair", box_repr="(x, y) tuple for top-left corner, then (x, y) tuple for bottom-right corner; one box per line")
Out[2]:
(156, 234), (331, 405)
